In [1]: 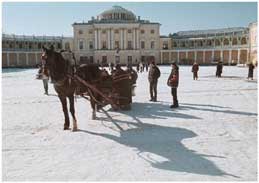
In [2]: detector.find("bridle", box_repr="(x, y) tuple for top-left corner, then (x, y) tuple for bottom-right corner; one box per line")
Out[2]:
(41, 50), (70, 86)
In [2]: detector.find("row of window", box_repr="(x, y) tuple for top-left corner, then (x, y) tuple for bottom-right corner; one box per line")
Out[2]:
(79, 55), (134, 65)
(78, 40), (156, 50)
(78, 29), (155, 35)
(173, 37), (247, 48)
(2, 41), (62, 50)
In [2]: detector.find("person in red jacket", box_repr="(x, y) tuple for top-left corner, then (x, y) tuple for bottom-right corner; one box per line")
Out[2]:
(167, 61), (179, 108)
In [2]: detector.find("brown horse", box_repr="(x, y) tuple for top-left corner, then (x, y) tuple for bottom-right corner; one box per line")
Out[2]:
(41, 46), (78, 131)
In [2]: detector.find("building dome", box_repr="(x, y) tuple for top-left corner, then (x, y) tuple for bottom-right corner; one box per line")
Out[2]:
(99, 6), (136, 21)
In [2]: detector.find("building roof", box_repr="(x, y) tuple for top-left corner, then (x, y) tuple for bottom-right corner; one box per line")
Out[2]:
(99, 6), (136, 21)
(73, 5), (160, 25)
(2, 34), (67, 41)
(160, 35), (169, 38)
(173, 27), (248, 38)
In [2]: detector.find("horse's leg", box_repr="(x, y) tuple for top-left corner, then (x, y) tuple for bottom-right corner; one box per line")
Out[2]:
(68, 95), (78, 132)
(58, 95), (70, 130)
(90, 98), (96, 120)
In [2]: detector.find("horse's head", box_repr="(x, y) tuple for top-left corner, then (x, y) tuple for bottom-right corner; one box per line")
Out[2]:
(41, 45), (55, 67)
(41, 45), (67, 83)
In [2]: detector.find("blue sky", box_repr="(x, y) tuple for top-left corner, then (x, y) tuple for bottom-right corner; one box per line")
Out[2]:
(2, 2), (257, 36)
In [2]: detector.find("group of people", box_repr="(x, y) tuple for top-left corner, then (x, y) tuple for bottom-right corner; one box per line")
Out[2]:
(148, 61), (179, 108)
(136, 61), (149, 73)
(38, 58), (256, 109)
(148, 60), (257, 109)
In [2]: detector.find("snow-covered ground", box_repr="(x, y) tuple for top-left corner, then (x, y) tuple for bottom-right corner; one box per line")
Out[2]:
(2, 66), (257, 181)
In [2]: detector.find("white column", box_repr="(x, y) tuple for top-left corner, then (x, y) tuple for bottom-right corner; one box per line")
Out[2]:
(133, 28), (136, 49)
(26, 53), (29, 66)
(7, 52), (10, 67)
(124, 29), (127, 49)
(240, 49), (242, 64)
(107, 29), (111, 49)
(120, 29), (123, 49)
(111, 29), (114, 49)
(136, 29), (139, 49)
(220, 50), (223, 61)
(194, 51), (197, 62)
(94, 29), (98, 49)
(169, 51), (171, 62)
(98, 29), (101, 49)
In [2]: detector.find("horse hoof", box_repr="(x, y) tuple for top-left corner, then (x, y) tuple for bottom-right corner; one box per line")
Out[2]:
(64, 126), (69, 130)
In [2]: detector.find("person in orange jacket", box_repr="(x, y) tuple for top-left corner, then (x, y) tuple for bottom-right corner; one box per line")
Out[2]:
(167, 61), (179, 108)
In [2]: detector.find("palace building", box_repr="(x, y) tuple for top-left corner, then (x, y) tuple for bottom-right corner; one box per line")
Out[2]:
(72, 5), (160, 65)
(1, 6), (257, 67)
(2, 34), (73, 67)
(161, 27), (251, 65)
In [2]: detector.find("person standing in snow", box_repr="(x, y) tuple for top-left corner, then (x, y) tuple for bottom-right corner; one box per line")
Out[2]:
(192, 62), (199, 80)
(216, 61), (223, 77)
(41, 65), (49, 95)
(247, 62), (255, 80)
(145, 62), (149, 72)
(148, 61), (160, 102)
(167, 61), (179, 108)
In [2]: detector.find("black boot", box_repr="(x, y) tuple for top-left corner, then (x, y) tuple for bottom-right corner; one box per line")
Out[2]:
(170, 100), (179, 108)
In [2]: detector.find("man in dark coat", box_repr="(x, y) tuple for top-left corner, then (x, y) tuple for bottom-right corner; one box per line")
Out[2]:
(167, 61), (179, 108)
(216, 61), (223, 77)
(145, 62), (149, 72)
(136, 63), (140, 73)
(148, 61), (160, 102)
(247, 62), (255, 80)
(192, 62), (199, 80)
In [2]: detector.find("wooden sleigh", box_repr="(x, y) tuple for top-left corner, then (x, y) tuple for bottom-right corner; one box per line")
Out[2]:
(70, 66), (137, 111)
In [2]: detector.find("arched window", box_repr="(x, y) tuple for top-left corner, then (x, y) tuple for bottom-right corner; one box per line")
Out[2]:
(38, 43), (42, 49)
(78, 30), (83, 34)
(223, 39), (229, 45)
(232, 38), (238, 45)
(65, 42), (70, 50)
(189, 41), (194, 47)
(241, 37), (247, 45)
(57, 43), (61, 49)
(180, 41), (185, 47)
(215, 39), (220, 46)
(197, 40), (203, 47)
(207, 40), (212, 46)
(173, 41), (177, 47)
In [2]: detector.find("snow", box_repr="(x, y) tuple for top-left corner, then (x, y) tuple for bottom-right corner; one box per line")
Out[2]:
(2, 66), (257, 181)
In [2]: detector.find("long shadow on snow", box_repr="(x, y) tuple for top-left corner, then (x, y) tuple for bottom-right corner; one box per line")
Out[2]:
(108, 102), (202, 120)
(177, 103), (257, 116)
(79, 119), (239, 178)
(78, 102), (239, 178)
